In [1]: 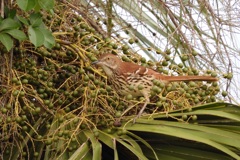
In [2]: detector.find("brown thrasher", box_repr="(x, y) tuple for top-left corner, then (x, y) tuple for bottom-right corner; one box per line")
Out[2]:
(93, 53), (218, 121)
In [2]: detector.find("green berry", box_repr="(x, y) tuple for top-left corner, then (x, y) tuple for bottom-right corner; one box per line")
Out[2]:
(182, 115), (188, 120)
(192, 115), (198, 121)
(156, 101), (163, 107)
(115, 111), (122, 118)
(44, 100), (50, 105)
(126, 94), (133, 100)
(128, 38), (134, 44)
(211, 72), (217, 77)
(12, 90), (19, 96)
(22, 79), (28, 84)
(221, 91), (228, 97)
(226, 73), (233, 79)
(12, 77), (18, 83)
(1, 88), (7, 94)
(162, 60), (168, 66)
(138, 84), (144, 90)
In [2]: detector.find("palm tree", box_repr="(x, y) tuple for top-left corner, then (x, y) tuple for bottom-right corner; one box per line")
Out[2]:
(0, 0), (240, 159)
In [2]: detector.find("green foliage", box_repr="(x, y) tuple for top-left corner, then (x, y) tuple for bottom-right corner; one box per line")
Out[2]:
(17, 0), (54, 11)
(126, 102), (240, 159)
(28, 13), (55, 48)
(0, 18), (26, 51)
(0, 32), (13, 51)
(17, 0), (36, 11)
(0, 0), (239, 160)
(0, 1), (55, 51)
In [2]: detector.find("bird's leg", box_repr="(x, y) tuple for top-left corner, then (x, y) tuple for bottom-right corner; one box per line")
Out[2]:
(133, 93), (150, 123)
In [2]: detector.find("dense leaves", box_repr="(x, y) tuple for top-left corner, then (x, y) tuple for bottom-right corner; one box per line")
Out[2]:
(0, 18), (26, 51)
(17, 0), (54, 11)
(0, 0), (239, 160)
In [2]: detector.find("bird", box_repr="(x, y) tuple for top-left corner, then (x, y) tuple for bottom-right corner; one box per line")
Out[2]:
(92, 53), (218, 122)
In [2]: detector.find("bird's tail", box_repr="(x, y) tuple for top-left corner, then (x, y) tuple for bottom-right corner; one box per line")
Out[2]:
(160, 75), (218, 82)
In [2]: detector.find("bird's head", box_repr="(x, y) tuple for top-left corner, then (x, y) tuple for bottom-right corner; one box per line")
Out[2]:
(92, 54), (121, 77)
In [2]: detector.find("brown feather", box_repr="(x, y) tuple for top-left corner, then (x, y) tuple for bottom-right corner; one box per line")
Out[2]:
(97, 54), (218, 82)
(120, 61), (217, 82)
(94, 53), (218, 121)
(159, 75), (218, 82)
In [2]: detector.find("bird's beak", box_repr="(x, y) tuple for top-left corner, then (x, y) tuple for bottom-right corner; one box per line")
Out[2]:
(91, 60), (99, 65)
